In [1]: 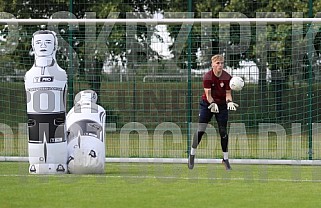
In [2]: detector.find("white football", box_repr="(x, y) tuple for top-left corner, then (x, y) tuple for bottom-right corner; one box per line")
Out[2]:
(229, 76), (244, 91)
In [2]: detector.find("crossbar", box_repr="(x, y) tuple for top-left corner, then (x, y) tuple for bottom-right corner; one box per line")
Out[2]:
(1, 18), (321, 25)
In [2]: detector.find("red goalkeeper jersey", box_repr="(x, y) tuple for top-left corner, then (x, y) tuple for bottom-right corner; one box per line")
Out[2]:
(201, 69), (232, 105)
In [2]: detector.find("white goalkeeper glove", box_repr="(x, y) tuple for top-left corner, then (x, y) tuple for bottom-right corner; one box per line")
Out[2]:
(208, 102), (219, 113)
(227, 101), (239, 111)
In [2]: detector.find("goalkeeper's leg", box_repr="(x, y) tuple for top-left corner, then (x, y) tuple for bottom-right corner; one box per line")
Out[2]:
(188, 121), (212, 169)
(188, 100), (213, 169)
(188, 129), (206, 170)
(214, 106), (231, 170)
(218, 120), (231, 170)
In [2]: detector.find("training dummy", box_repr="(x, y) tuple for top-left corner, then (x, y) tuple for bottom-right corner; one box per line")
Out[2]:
(25, 30), (68, 174)
(66, 90), (106, 174)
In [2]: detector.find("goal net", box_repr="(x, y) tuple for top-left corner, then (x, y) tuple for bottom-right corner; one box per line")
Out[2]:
(1, 14), (321, 165)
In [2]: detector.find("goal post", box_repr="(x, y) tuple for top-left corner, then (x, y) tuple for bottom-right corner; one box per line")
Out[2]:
(1, 17), (321, 24)
(1, 17), (321, 165)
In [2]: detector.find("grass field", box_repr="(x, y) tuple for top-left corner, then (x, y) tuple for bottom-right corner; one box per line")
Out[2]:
(1, 162), (321, 208)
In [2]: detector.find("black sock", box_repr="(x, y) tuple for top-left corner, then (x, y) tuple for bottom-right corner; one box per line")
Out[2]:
(192, 131), (205, 148)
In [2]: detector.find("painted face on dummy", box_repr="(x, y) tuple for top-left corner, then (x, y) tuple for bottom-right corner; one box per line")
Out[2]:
(33, 34), (56, 57)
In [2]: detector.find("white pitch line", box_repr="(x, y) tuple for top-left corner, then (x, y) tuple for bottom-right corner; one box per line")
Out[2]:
(0, 174), (321, 183)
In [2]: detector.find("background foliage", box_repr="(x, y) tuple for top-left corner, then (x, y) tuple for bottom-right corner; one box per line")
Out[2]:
(1, 0), (321, 159)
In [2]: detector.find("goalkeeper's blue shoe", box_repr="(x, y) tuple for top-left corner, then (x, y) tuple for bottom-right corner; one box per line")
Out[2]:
(188, 154), (195, 170)
(222, 159), (232, 170)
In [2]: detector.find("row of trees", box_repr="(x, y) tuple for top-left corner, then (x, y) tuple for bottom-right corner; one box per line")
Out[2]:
(1, 0), (321, 86)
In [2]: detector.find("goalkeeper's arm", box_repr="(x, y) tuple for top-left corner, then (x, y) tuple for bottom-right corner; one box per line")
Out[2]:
(226, 90), (233, 103)
(204, 88), (214, 103)
(204, 88), (219, 113)
(226, 90), (239, 111)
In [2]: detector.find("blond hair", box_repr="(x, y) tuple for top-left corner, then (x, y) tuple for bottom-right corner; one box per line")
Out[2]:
(211, 54), (224, 63)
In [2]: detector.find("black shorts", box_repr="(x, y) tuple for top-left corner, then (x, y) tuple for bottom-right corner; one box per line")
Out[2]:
(198, 99), (228, 124)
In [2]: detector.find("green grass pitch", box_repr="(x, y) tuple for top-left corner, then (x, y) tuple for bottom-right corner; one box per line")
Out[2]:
(1, 162), (321, 208)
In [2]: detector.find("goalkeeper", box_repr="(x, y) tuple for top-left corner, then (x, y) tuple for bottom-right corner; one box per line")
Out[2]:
(188, 54), (238, 170)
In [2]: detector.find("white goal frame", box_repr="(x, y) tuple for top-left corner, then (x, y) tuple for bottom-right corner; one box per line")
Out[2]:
(1, 18), (321, 25)
(1, 156), (321, 165)
(1, 17), (321, 165)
